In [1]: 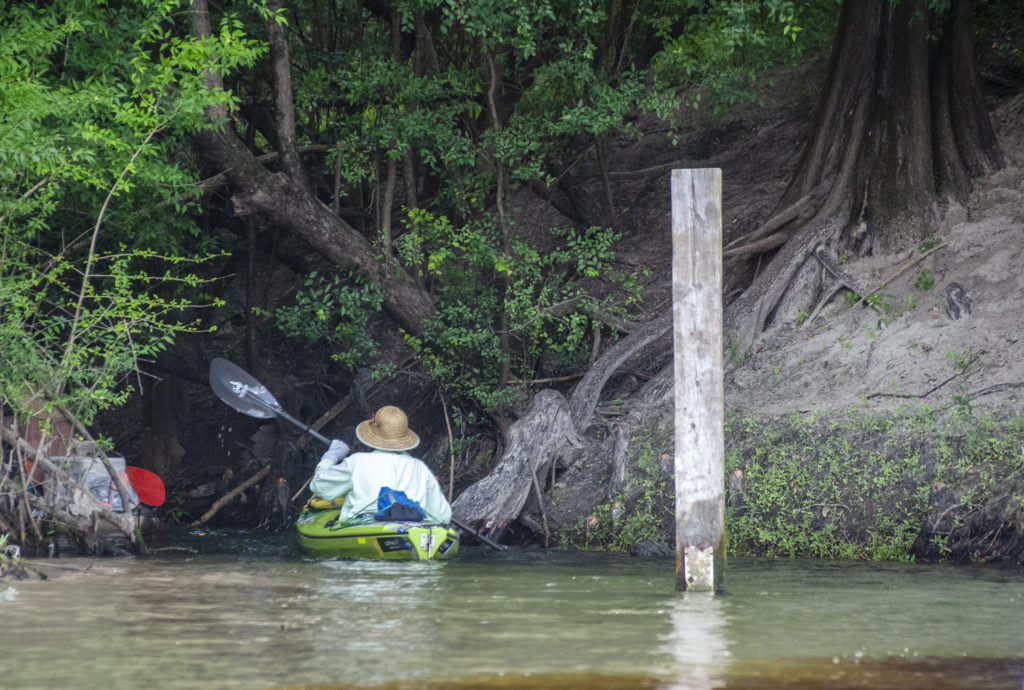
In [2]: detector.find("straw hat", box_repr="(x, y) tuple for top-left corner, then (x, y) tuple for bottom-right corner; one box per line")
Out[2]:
(355, 405), (420, 451)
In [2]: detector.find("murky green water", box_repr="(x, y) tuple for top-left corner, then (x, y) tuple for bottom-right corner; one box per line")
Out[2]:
(2, 530), (1023, 689)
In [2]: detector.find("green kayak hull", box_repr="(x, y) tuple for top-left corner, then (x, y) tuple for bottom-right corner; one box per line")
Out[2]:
(296, 507), (459, 560)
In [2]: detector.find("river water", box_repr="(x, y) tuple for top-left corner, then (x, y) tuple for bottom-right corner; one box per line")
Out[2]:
(2, 529), (1023, 689)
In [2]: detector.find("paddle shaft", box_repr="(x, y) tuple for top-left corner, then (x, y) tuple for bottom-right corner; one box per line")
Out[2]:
(451, 517), (508, 551)
(241, 388), (331, 446)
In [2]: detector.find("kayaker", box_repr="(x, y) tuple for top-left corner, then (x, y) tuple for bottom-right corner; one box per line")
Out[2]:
(309, 405), (453, 525)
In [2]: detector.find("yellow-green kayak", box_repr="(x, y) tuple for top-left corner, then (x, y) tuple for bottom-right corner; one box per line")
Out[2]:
(296, 506), (459, 560)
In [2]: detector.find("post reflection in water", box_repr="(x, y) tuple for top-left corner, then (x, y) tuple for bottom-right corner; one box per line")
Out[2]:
(661, 591), (731, 689)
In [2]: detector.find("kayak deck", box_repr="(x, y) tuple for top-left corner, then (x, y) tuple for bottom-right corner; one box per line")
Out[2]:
(296, 506), (459, 560)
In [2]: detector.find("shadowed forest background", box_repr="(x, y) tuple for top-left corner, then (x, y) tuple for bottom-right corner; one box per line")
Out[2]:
(2, 0), (1023, 560)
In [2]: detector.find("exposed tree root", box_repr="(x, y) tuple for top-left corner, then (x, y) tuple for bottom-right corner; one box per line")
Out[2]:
(451, 389), (583, 538)
(723, 213), (845, 357)
(451, 313), (673, 538)
(722, 193), (814, 258)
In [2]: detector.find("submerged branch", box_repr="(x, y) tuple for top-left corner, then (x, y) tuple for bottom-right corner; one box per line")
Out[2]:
(191, 464), (271, 527)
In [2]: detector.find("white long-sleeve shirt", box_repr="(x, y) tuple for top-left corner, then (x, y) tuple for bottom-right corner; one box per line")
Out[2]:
(309, 440), (452, 524)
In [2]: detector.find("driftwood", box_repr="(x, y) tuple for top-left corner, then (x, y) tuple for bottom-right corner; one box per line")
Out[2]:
(451, 313), (674, 538)
(1, 426), (139, 552)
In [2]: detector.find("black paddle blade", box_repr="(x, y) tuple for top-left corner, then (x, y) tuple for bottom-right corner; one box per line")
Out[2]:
(209, 358), (282, 419)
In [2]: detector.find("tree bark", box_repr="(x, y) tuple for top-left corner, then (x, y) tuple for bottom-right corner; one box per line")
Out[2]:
(266, 0), (306, 186)
(724, 0), (1004, 352)
(452, 312), (673, 537)
(568, 311), (672, 430)
(781, 0), (1003, 241)
(933, 0), (1005, 191)
(451, 389), (584, 537)
(190, 0), (435, 336)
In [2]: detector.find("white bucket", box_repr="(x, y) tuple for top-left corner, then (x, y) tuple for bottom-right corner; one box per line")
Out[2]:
(54, 456), (139, 512)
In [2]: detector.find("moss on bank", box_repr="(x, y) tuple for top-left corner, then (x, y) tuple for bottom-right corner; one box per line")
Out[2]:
(559, 404), (1024, 564)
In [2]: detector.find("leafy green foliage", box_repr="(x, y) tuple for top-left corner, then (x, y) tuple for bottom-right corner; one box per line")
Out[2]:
(726, 409), (932, 561)
(399, 210), (623, 410)
(931, 417), (1024, 558)
(562, 437), (674, 553)
(211, 0), (841, 414)
(555, 402), (1024, 561)
(0, 0), (260, 423)
(946, 350), (978, 417)
(0, 243), (224, 424)
(266, 271), (384, 369)
(0, 0), (263, 251)
(914, 269), (935, 291)
(2, 0), (837, 423)
(726, 406), (1024, 562)
(649, 0), (837, 113)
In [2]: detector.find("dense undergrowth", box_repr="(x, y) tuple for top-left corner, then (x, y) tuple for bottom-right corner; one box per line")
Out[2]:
(560, 404), (1024, 564)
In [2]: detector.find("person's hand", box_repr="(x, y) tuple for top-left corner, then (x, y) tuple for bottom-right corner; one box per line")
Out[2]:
(323, 439), (351, 464)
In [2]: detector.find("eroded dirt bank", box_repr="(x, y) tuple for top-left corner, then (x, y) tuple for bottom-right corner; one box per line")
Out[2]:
(550, 87), (1024, 562)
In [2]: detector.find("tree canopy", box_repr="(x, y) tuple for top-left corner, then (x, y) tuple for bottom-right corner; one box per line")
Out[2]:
(188, 0), (830, 415)
(0, 0), (266, 550)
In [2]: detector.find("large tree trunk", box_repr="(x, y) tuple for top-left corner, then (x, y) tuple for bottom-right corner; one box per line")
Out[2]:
(781, 0), (1003, 239)
(724, 0), (1003, 353)
(190, 0), (434, 337)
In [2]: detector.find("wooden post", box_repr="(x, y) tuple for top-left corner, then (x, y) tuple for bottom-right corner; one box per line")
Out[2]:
(670, 168), (725, 592)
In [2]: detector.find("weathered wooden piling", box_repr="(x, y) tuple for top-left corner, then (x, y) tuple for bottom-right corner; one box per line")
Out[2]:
(670, 168), (725, 592)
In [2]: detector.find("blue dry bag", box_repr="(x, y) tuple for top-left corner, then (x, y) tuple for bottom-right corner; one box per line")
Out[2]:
(375, 487), (425, 521)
